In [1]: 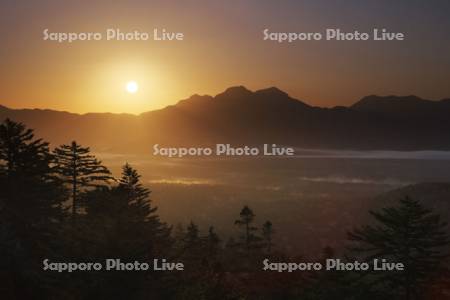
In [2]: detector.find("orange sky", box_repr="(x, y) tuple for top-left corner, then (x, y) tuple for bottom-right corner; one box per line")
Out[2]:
(1, 1), (450, 114)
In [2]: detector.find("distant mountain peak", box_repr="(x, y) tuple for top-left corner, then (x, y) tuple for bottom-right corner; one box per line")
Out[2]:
(0, 104), (10, 111)
(170, 86), (306, 111)
(186, 94), (213, 102)
(170, 94), (213, 110)
(170, 86), (311, 112)
(224, 85), (252, 93)
(352, 95), (430, 111)
(350, 94), (450, 119)
(358, 94), (423, 103)
(215, 86), (253, 100)
(1, 88), (450, 151)
(255, 87), (289, 97)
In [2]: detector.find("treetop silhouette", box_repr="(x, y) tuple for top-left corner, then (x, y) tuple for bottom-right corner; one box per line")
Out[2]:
(53, 141), (112, 220)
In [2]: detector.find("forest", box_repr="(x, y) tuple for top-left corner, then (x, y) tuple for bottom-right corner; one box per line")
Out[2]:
(0, 118), (449, 300)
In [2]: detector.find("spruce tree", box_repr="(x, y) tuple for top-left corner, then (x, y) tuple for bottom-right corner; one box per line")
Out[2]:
(348, 196), (450, 300)
(262, 221), (274, 254)
(234, 205), (259, 254)
(178, 221), (203, 265)
(53, 141), (111, 220)
(0, 119), (64, 298)
(184, 221), (200, 250)
(84, 163), (171, 256)
(206, 226), (221, 257)
(203, 226), (222, 275)
(117, 163), (153, 221)
(0, 119), (53, 178)
(0, 119), (63, 229)
(78, 164), (171, 298)
(115, 163), (171, 256)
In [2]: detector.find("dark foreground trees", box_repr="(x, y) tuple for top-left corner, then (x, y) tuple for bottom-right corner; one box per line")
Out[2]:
(1, 119), (449, 300)
(83, 163), (172, 259)
(0, 119), (65, 299)
(53, 141), (112, 220)
(348, 196), (450, 300)
(234, 205), (260, 255)
(68, 163), (172, 299)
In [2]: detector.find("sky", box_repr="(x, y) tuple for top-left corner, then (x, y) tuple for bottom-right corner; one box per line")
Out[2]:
(1, 0), (450, 114)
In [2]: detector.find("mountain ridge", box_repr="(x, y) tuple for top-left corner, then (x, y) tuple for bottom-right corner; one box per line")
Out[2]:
(1, 86), (447, 116)
(1, 86), (449, 152)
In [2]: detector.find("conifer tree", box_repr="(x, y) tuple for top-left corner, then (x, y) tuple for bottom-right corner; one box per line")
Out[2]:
(0, 119), (62, 226)
(0, 119), (53, 178)
(206, 226), (221, 257)
(0, 119), (64, 298)
(78, 164), (171, 298)
(348, 196), (450, 300)
(234, 205), (259, 254)
(53, 141), (111, 220)
(172, 223), (187, 256)
(178, 221), (204, 265)
(202, 226), (222, 274)
(116, 163), (171, 255)
(85, 163), (171, 255)
(117, 163), (154, 220)
(185, 221), (200, 247)
(262, 221), (274, 254)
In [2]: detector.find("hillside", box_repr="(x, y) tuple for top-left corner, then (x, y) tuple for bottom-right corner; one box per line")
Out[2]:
(1, 87), (450, 152)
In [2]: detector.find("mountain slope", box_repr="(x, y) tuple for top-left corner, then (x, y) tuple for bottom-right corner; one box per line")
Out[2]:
(1, 87), (450, 152)
(375, 182), (450, 219)
(351, 95), (450, 119)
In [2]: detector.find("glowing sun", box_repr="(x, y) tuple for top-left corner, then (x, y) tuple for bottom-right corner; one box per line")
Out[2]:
(126, 81), (139, 93)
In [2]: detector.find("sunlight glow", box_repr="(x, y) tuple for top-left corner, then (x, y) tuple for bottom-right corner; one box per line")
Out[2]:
(126, 81), (139, 93)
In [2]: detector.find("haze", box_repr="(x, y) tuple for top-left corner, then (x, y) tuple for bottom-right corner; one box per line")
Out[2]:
(1, 0), (450, 113)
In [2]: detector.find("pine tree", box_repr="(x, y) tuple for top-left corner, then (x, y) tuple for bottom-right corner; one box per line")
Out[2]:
(203, 226), (222, 274)
(178, 221), (204, 265)
(262, 221), (274, 254)
(0, 119), (64, 298)
(185, 221), (200, 247)
(53, 141), (111, 220)
(115, 163), (171, 256)
(348, 196), (450, 300)
(234, 205), (259, 254)
(0, 119), (53, 178)
(206, 226), (221, 257)
(117, 163), (153, 220)
(0, 119), (63, 227)
(84, 163), (171, 256)
(172, 223), (187, 256)
(78, 164), (172, 298)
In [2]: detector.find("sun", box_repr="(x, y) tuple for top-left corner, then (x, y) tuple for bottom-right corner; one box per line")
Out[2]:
(126, 81), (139, 94)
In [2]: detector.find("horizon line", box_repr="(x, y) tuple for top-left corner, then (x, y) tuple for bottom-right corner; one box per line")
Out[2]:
(0, 85), (447, 115)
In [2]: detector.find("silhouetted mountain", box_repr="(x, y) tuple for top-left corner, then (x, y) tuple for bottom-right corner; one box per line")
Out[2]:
(376, 182), (450, 220)
(1, 87), (450, 152)
(352, 95), (450, 119)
